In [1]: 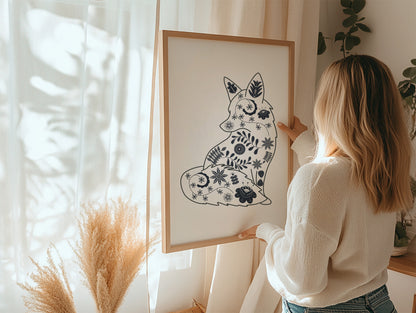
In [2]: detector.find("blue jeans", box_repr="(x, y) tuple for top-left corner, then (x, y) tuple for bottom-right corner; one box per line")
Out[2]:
(283, 285), (397, 313)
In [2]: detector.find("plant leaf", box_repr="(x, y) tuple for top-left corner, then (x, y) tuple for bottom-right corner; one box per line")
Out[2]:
(343, 15), (358, 27)
(352, 0), (366, 13)
(341, 0), (352, 8)
(335, 32), (346, 41)
(403, 67), (416, 79)
(398, 81), (415, 98)
(343, 8), (354, 15)
(357, 23), (371, 32)
(345, 35), (360, 50)
(350, 25), (358, 33)
(317, 32), (327, 55)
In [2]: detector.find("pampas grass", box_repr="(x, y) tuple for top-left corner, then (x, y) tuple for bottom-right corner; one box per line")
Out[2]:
(20, 198), (152, 313)
(19, 245), (77, 313)
(75, 198), (150, 313)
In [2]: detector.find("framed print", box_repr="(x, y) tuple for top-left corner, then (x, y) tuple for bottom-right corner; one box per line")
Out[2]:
(159, 30), (294, 253)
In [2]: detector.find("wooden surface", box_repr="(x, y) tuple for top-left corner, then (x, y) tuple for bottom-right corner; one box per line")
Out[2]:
(388, 252), (416, 277)
(413, 293), (415, 313)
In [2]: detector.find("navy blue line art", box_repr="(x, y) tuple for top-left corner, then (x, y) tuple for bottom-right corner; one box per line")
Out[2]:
(180, 73), (278, 206)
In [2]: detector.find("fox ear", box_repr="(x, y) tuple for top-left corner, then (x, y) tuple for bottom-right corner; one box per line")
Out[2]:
(224, 77), (242, 101)
(245, 73), (264, 102)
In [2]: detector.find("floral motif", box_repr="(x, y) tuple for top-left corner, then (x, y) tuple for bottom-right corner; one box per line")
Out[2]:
(234, 143), (246, 155)
(224, 193), (232, 202)
(258, 109), (270, 120)
(261, 137), (274, 150)
(252, 159), (262, 169)
(235, 186), (257, 204)
(225, 121), (234, 130)
(210, 167), (228, 185)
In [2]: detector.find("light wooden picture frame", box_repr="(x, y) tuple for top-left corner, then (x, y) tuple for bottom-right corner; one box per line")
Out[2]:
(159, 30), (294, 253)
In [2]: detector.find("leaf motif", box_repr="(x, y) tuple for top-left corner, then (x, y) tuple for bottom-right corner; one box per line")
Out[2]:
(411, 59), (416, 66)
(248, 80), (263, 98)
(227, 82), (237, 94)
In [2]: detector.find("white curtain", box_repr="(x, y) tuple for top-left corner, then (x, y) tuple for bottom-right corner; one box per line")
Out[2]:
(0, 0), (320, 312)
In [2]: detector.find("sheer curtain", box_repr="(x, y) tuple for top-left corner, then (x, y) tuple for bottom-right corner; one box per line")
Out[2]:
(0, 0), (320, 312)
(1, 0), (160, 311)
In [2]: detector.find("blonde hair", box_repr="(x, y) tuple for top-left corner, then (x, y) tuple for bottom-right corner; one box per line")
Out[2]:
(314, 55), (412, 213)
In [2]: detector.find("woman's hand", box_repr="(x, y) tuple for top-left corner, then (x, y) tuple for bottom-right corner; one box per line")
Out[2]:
(238, 225), (259, 240)
(277, 116), (307, 141)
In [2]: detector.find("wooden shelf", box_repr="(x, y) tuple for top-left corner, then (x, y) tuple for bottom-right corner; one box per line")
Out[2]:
(388, 252), (416, 277)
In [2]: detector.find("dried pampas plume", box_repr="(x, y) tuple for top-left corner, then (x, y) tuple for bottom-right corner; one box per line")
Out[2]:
(75, 198), (152, 313)
(18, 245), (77, 313)
(19, 198), (153, 313)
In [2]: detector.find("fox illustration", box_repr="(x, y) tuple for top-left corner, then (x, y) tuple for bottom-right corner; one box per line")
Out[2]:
(180, 73), (277, 206)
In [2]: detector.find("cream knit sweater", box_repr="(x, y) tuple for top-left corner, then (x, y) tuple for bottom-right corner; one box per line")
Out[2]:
(256, 131), (396, 307)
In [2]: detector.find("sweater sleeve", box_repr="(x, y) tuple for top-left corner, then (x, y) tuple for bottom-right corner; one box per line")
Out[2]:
(291, 130), (315, 166)
(256, 161), (347, 299)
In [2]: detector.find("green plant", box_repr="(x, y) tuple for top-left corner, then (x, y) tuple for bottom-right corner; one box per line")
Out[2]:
(398, 59), (416, 139)
(318, 0), (371, 57)
(335, 0), (371, 58)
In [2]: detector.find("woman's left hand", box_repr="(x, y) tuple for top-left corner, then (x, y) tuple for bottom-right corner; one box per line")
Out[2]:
(238, 225), (259, 239)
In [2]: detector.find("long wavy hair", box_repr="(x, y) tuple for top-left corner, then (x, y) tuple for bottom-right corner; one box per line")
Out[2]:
(314, 55), (412, 213)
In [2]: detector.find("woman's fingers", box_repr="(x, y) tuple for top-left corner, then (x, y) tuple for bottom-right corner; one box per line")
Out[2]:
(277, 116), (307, 141)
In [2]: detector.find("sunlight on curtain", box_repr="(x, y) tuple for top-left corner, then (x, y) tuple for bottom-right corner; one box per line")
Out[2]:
(0, 0), (163, 311)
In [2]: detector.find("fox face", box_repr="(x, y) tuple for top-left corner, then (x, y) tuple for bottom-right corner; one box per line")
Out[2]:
(220, 73), (275, 137)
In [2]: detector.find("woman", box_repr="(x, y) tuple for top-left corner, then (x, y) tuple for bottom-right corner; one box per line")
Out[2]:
(239, 55), (412, 312)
